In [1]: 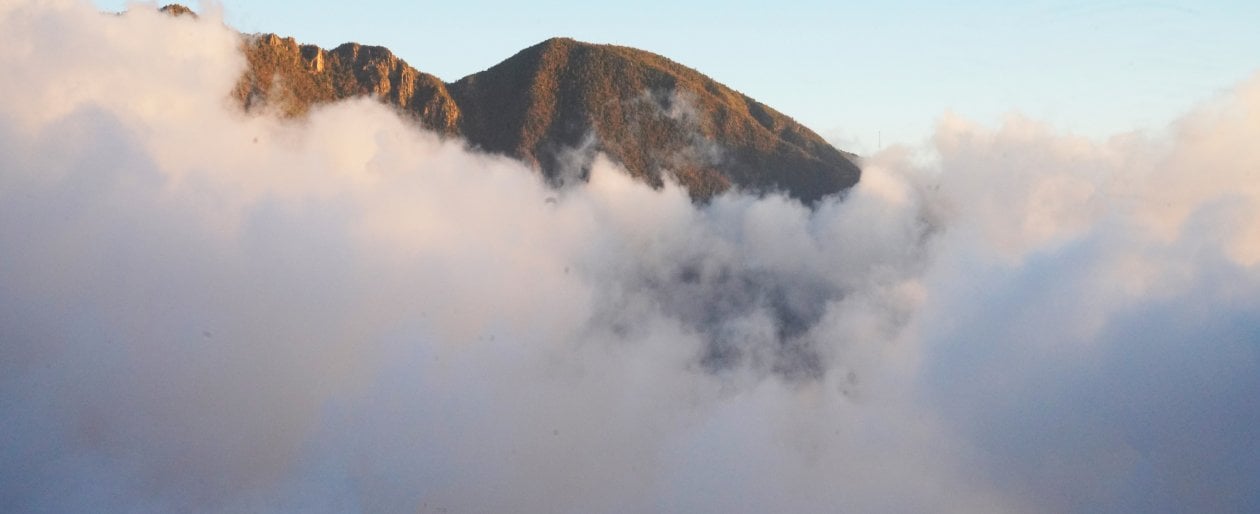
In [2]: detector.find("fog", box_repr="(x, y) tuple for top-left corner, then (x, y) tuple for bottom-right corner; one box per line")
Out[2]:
(1, 2), (1257, 512)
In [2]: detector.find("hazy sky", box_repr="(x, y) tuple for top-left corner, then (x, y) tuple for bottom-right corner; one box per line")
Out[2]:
(94, 0), (1260, 152)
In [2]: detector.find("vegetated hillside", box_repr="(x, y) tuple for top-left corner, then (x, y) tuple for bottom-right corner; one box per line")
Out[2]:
(211, 9), (859, 202)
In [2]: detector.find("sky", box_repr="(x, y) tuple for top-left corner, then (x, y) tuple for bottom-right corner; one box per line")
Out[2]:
(5, 2), (1260, 512)
(92, 0), (1260, 153)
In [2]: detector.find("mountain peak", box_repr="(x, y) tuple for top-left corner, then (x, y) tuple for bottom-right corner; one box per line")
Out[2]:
(158, 4), (196, 18)
(450, 36), (860, 201)
(226, 21), (858, 201)
(533, 36), (581, 48)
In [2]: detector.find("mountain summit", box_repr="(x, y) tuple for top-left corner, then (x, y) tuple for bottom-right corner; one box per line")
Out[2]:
(216, 10), (860, 201)
(448, 38), (860, 201)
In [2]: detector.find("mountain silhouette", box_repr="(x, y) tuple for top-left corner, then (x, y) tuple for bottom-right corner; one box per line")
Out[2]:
(210, 8), (861, 201)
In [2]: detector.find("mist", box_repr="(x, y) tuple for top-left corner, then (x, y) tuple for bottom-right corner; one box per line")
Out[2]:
(2, 2), (1257, 512)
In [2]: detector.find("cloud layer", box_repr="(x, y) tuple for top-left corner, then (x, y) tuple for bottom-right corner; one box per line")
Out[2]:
(1, 2), (1257, 512)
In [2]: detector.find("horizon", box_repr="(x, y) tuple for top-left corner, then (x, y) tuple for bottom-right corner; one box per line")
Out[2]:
(93, 0), (1260, 154)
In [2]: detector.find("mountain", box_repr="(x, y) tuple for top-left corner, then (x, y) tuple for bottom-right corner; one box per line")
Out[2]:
(232, 34), (461, 134)
(210, 7), (860, 202)
(447, 38), (860, 202)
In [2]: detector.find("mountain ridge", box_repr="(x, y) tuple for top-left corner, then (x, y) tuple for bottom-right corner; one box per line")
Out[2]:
(179, 5), (862, 202)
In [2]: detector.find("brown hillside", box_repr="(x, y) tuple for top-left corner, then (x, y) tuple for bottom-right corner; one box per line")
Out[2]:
(166, 2), (860, 202)
(450, 37), (860, 202)
(232, 34), (460, 134)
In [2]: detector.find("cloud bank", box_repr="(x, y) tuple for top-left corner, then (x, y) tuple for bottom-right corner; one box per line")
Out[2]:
(1, 2), (1257, 512)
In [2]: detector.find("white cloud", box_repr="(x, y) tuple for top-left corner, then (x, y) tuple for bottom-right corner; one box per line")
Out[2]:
(1, 2), (1257, 512)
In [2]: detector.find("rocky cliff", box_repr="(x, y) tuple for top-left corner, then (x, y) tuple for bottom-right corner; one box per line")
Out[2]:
(195, 6), (860, 202)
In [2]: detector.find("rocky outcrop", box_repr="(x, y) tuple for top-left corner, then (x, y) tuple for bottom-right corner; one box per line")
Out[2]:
(166, 4), (860, 202)
(157, 4), (196, 18)
(232, 34), (461, 134)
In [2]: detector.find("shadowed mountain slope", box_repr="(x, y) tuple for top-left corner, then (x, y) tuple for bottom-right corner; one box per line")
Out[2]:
(219, 14), (859, 202)
(449, 38), (860, 202)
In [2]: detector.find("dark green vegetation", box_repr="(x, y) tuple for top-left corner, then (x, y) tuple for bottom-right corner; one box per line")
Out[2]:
(214, 10), (860, 201)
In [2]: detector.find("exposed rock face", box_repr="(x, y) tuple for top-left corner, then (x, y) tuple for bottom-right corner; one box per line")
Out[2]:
(177, 5), (860, 201)
(157, 4), (196, 18)
(233, 34), (461, 134)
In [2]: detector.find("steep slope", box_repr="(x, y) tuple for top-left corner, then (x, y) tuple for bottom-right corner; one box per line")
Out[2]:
(450, 37), (860, 202)
(233, 34), (460, 134)
(168, 4), (860, 202)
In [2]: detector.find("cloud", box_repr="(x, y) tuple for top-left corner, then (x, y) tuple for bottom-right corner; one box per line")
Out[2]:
(0, 2), (1257, 512)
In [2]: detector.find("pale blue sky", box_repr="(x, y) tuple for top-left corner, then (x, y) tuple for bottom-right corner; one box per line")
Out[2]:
(101, 0), (1260, 152)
